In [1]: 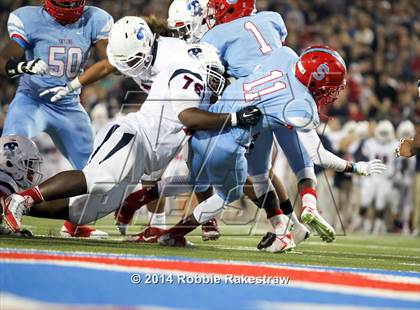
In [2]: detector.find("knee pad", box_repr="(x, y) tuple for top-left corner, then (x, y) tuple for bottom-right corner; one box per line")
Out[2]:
(251, 173), (275, 198)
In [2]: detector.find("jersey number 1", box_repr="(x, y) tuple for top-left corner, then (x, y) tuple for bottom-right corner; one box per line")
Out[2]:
(244, 21), (273, 55)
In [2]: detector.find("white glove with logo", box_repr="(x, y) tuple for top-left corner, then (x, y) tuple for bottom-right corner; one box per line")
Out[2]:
(20, 59), (48, 75)
(40, 77), (82, 103)
(353, 159), (386, 176)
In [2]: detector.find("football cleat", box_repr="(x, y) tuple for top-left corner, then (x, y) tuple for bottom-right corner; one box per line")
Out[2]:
(290, 223), (311, 245)
(60, 221), (108, 239)
(201, 218), (221, 241)
(126, 226), (165, 243)
(158, 233), (194, 247)
(257, 232), (295, 253)
(301, 206), (335, 243)
(1, 194), (28, 233)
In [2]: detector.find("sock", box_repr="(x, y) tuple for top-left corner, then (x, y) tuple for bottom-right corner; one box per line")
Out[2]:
(268, 215), (289, 235)
(300, 188), (317, 211)
(279, 199), (300, 226)
(122, 187), (158, 214)
(18, 186), (44, 207)
(148, 211), (166, 229)
(166, 215), (199, 237)
(255, 191), (283, 218)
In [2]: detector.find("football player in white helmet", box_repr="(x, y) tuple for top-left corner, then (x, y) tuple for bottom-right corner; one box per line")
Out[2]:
(2, 17), (261, 240)
(355, 120), (398, 233)
(168, 0), (209, 43)
(0, 135), (41, 235)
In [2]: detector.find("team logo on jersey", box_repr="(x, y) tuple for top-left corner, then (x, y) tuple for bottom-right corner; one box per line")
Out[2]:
(188, 0), (203, 16)
(312, 63), (330, 81)
(188, 47), (203, 59)
(137, 27), (145, 40)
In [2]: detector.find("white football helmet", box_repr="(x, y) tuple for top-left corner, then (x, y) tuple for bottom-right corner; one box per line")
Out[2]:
(396, 120), (415, 140)
(187, 43), (225, 95)
(0, 135), (42, 188)
(374, 120), (395, 144)
(168, 0), (209, 43)
(107, 16), (155, 78)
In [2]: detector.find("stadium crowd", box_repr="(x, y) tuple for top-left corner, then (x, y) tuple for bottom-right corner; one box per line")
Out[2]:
(0, 0), (418, 235)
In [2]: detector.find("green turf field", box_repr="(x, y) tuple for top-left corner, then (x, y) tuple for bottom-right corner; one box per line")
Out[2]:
(1, 215), (419, 273)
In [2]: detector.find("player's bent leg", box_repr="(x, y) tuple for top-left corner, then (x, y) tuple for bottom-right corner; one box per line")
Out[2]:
(195, 187), (221, 241)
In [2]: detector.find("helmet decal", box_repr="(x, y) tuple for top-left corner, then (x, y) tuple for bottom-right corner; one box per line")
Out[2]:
(137, 27), (145, 40)
(188, 0), (203, 16)
(188, 47), (204, 58)
(312, 63), (330, 81)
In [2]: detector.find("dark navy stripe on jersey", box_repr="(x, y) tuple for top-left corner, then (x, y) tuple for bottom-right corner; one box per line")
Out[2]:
(168, 69), (203, 85)
(89, 124), (120, 162)
(99, 132), (135, 164)
(0, 181), (16, 195)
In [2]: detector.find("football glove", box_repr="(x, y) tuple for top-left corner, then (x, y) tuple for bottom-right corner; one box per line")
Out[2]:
(233, 105), (262, 127)
(40, 78), (82, 103)
(353, 159), (386, 176)
(6, 58), (48, 78)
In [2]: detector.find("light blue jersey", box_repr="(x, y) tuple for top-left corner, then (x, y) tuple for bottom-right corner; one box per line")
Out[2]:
(191, 47), (319, 201)
(7, 5), (113, 104)
(201, 11), (287, 78)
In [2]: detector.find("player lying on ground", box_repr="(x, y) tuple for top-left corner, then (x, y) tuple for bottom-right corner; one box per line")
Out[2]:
(0, 0), (113, 238)
(0, 135), (108, 238)
(154, 45), (386, 251)
(1, 17), (261, 235)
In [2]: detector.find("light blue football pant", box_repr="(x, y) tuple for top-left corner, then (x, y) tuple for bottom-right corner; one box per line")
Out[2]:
(246, 127), (316, 182)
(2, 92), (94, 169)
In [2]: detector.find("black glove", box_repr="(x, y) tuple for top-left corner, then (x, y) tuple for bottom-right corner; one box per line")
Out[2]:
(6, 58), (48, 78)
(235, 105), (262, 127)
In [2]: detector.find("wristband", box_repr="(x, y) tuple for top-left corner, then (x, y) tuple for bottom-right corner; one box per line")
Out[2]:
(231, 113), (238, 127)
(344, 162), (356, 173)
(5, 59), (22, 78)
(67, 77), (82, 91)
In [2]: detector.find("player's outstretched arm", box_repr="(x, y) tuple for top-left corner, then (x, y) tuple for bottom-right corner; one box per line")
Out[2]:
(178, 106), (262, 131)
(0, 39), (47, 78)
(40, 59), (117, 103)
(297, 129), (386, 176)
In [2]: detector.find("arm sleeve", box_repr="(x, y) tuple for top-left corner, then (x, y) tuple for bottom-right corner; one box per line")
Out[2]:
(273, 12), (288, 44)
(91, 8), (114, 43)
(7, 10), (31, 49)
(168, 70), (204, 116)
(297, 129), (348, 172)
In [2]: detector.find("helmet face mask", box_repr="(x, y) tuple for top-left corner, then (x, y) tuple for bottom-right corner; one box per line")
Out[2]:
(295, 45), (347, 107)
(0, 136), (43, 188)
(107, 17), (155, 78)
(43, 0), (86, 25)
(187, 44), (226, 96)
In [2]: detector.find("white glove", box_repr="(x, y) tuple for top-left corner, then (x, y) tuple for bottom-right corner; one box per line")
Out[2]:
(353, 159), (386, 176)
(40, 78), (82, 103)
(19, 59), (48, 75)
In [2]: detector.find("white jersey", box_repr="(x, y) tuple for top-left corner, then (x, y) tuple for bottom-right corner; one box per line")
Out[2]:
(362, 138), (398, 178)
(132, 37), (190, 92)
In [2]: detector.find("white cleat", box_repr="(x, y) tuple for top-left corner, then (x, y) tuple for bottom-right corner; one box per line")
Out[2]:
(290, 223), (311, 245)
(257, 232), (296, 253)
(301, 206), (335, 243)
(1, 194), (28, 233)
(60, 221), (109, 239)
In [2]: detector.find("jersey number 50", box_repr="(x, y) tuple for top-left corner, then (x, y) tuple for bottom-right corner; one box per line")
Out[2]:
(49, 46), (83, 78)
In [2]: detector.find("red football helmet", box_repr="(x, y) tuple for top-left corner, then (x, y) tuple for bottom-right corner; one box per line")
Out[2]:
(43, 0), (86, 25)
(205, 0), (255, 28)
(295, 45), (347, 106)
